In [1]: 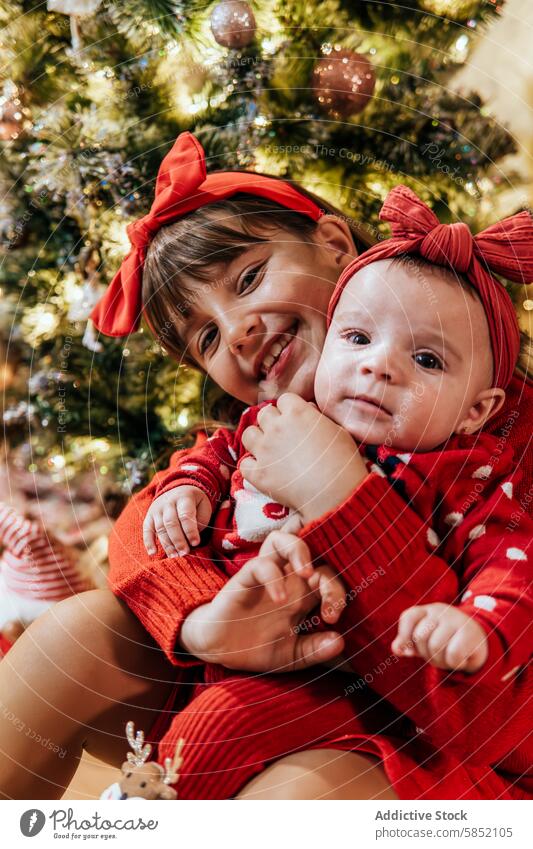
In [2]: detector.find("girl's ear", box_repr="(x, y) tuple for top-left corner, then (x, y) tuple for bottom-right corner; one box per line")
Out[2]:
(314, 214), (358, 268)
(455, 388), (506, 435)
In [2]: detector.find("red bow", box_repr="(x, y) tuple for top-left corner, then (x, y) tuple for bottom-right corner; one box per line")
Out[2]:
(91, 132), (323, 337)
(329, 185), (532, 388)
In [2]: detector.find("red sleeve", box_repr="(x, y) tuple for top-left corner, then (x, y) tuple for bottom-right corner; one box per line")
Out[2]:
(429, 445), (533, 683)
(107, 438), (228, 667)
(300, 473), (532, 766)
(107, 406), (262, 667)
(154, 427), (238, 511)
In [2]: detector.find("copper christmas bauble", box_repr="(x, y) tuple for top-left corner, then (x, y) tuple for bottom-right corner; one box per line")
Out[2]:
(210, 0), (256, 49)
(312, 49), (376, 118)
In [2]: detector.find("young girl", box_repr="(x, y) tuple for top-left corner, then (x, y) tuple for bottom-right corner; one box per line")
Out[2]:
(143, 185), (532, 683)
(0, 133), (531, 800)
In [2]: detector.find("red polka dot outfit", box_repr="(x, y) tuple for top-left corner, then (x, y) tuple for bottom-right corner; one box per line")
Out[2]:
(107, 393), (532, 800)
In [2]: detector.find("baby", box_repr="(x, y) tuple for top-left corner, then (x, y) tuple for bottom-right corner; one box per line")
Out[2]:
(144, 186), (532, 677)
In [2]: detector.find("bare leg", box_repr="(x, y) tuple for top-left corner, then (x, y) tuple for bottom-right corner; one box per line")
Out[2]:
(0, 589), (178, 800)
(236, 749), (398, 800)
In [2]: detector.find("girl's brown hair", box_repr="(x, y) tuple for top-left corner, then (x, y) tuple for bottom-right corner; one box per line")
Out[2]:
(141, 172), (375, 365)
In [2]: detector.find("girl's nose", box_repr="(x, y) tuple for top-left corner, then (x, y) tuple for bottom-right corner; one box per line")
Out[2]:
(225, 314), (263, 356)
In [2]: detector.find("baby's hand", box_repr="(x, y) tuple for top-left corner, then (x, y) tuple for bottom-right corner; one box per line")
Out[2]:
(256, 530), (347, 625)
(391, 602), (489, 673)
(143, 486), (212, 558)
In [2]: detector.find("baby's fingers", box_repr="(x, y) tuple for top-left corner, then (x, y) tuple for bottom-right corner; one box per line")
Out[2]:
(142, 512), (157, 555)
(177, 497), (201, 547)
(392, 606), (429, 657)
(259, 531), (314, 580)
(240, 556), (287, 603)
(444, 626), (488, 672)
(158, 506), (189, 557)
(309, 567), (346, 623)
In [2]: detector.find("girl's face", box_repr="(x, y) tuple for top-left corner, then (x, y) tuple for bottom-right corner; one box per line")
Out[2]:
(177, 215), (357, 404)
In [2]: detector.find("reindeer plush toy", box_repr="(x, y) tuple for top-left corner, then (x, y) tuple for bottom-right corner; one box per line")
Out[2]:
(100, 721), (185, 800)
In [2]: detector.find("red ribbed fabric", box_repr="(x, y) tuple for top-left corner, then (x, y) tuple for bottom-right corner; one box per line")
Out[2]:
(107, 374), (532, 798)
(153, 664), (529, 800)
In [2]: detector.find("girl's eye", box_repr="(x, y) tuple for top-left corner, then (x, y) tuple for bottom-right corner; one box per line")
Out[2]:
(415, 351), (443, 370)
(239, 265), (263, 293)
(199, 325), (218, 355)
(345, 331), (371, 346)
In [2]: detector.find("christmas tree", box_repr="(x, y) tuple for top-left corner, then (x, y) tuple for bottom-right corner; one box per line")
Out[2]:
(0, 0), (520, 497)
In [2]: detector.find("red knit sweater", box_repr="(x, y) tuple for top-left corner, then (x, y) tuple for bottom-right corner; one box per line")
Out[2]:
(152, 405), (532, 689)
(108, 372), (533, 793)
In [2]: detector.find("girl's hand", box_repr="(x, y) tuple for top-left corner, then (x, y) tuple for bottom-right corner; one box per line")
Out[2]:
(241, 393), (368, 523)
(179, 531), (346, 672)
(391, 603), (489, 673)
(143, 485), (212, 558)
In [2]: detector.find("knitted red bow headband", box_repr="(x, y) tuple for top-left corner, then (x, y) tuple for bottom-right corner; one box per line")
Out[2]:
(90, 132), (324, 337)
(327, 185), (533, 389)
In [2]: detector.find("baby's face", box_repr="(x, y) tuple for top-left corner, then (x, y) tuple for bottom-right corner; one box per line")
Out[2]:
(314, 258), (495, 451)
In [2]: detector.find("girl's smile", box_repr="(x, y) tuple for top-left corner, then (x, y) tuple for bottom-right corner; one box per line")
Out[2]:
(178, 216), (357, 405)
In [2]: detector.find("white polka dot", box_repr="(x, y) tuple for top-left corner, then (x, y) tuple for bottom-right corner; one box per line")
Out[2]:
(472, 465), (493, 480)
(180, 464), (199, 472)
(222, 538), (238, 550)
(220, 500), (231, 510)
(506, 547), (527, 561)
(370, 463), (386, 478)
(227, 446), (237, 462)
(397, 453), (412, 464)
(461, 590), (472, 602)
(445, 512), (464, 527)
(426, 528), (440, 548)
(501, 665), (521, 683)
(473, 595), (497, 612)
(468, 524), (486, 541)
(219, 464), (230, 479)
(501, 482), (513, 499)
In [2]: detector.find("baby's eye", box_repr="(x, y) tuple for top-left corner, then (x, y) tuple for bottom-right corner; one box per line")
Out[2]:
(199, 325), (218, 355)
(415, 351), (442, 370)
(345, 331), (371, 346)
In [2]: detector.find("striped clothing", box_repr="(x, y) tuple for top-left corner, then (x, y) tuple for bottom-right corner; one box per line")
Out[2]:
(0, 502), (92, 603)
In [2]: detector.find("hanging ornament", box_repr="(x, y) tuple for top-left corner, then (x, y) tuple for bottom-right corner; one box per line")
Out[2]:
(210, 1), (256, 49)
(312, 48), (376, 118)
(46, 0), (103, 52)
(419, 0), (480, 20)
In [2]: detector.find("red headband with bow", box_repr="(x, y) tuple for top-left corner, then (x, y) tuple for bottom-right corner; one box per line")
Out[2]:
(90, 132), (324, 337)
(328, 185), (532, 389)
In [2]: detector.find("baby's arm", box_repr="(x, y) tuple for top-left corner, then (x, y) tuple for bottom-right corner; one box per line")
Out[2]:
(143, 427), (238, 558)
(394, 449), (532, 677)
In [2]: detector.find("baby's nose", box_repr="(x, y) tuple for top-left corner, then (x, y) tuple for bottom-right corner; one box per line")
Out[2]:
(359, 348), (394, 381)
